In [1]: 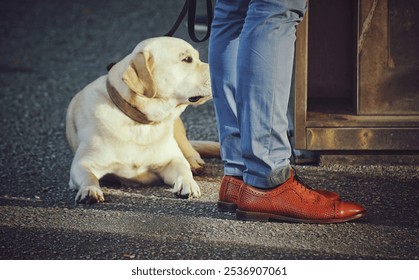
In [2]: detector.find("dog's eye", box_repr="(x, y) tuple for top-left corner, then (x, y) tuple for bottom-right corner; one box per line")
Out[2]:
(188, 96), (203, 103)
(182, 56), (193, 63)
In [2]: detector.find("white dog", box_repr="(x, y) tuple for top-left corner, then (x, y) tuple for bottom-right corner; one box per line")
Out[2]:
(66, 37), (218, 204)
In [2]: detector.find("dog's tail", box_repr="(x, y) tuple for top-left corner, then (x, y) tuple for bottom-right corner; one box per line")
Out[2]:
(190, 141), (220, 158)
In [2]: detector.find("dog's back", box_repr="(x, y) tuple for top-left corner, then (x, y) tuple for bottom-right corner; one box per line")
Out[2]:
(66, 75), (108, 153)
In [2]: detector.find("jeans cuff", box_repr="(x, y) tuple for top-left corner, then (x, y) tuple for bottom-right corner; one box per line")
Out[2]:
(224, 166), (244, 177)
(243, 164), (291, 189)
(268, 165), (291, 187)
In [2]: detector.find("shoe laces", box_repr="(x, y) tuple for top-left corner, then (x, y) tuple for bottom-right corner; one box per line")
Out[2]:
(292, 169), (318, 196)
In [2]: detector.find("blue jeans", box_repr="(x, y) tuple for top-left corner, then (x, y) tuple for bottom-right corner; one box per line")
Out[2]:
(209, 0), (307, 188)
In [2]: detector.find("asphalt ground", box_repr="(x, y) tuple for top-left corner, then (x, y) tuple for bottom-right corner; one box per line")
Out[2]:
(0, 0), (418, 261)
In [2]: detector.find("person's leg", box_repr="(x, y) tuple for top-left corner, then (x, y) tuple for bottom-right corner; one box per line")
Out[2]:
(212, 0), (366, 222)
(209, 0), (250, 177)
(236, 0), (307, 188)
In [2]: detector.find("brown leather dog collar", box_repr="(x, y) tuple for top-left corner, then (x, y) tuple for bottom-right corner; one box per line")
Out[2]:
(106, 79), (159, 125)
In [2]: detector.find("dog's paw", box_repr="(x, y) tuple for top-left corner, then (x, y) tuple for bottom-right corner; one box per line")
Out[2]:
(187, 155), (205, 176)
(172, 176), (201, 199)
(75, 186), (105, 204)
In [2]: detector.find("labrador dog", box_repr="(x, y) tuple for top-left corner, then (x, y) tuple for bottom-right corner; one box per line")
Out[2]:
(66, 37), (219, 204)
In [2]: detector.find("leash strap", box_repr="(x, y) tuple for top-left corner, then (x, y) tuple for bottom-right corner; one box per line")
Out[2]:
(165, 0), (213, 43)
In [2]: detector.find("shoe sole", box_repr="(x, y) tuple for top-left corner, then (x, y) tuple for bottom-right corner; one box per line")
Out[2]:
(236, 209), (366, 224)
(218, 197), (340, 213)
(217, 201), (237, 213)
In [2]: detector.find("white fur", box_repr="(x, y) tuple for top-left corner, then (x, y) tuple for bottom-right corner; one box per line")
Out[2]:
(66, 37), (212, 203)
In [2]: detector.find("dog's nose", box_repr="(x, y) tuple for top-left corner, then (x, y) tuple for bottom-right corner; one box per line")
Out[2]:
(188, 96), (204, 103)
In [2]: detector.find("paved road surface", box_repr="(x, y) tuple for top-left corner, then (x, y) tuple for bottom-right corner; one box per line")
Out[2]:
(0, 0), (418, 260)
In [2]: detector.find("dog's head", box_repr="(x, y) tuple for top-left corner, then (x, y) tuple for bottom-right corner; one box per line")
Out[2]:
(119, 37), (211, 107)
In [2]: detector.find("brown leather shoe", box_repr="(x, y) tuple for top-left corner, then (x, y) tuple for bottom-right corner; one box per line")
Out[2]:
(236, 172), (366, 223)
(217, 174), (340, 213)
(217, 176), (243, 213)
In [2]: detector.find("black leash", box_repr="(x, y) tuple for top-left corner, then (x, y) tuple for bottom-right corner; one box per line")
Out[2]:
(165, 0), (213, 43)
(107, 0), (213, 72)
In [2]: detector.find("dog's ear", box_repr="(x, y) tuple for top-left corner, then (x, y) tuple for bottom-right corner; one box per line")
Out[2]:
(122, 51), (156, 98)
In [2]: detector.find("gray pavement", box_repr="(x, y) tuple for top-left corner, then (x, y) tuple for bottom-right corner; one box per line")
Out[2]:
(0, 0), (418, 260)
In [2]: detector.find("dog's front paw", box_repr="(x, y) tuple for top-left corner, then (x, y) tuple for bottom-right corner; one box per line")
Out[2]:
(187, 155), (205, 176)
(172, 176), (201, 199)
(75, 186), (105, 204)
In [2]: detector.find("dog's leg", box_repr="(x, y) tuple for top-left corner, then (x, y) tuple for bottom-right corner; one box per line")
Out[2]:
(70, 159), (104, 204)
(160, 157), (201, 199)
(174, 118), (205, 175)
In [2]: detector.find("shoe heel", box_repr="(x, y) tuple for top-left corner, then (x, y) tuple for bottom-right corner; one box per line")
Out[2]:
(217, 201), (237, 213)
(236, 209), (270, 222)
